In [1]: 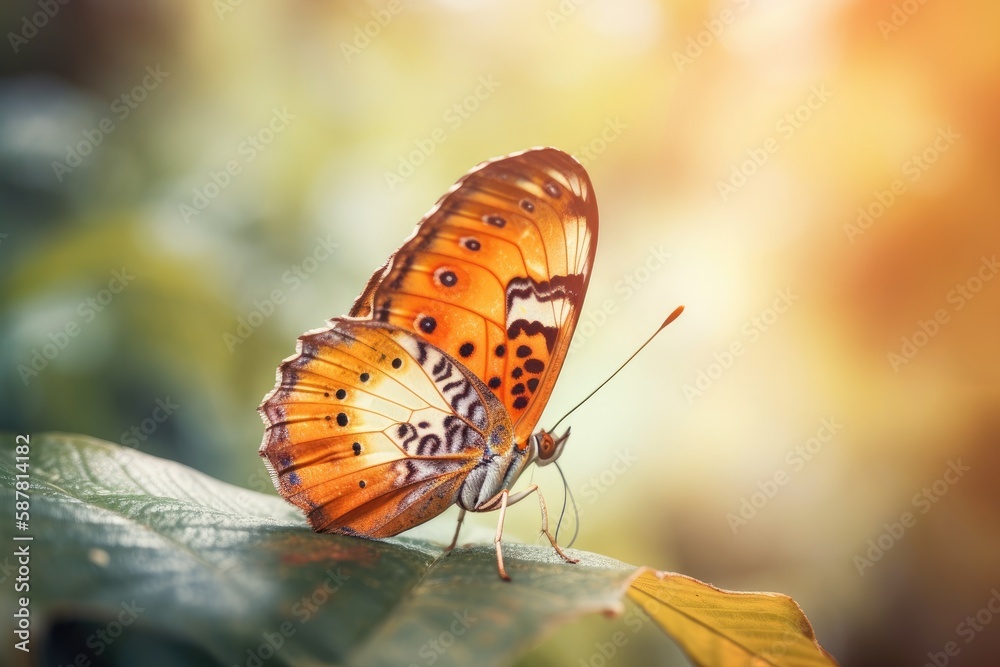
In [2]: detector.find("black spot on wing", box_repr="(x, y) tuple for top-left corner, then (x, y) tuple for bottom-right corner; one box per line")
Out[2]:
(508, 320), (558, 353)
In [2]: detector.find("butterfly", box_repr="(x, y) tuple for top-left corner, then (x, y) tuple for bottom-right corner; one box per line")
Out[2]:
(259, 147), (598, 579)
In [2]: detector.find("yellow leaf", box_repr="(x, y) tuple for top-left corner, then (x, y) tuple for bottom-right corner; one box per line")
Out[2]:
(627, 569), (839, 667)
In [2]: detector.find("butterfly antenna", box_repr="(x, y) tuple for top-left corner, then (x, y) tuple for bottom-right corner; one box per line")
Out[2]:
(549, 305), (685, 434)
(554, 460), (580, 548)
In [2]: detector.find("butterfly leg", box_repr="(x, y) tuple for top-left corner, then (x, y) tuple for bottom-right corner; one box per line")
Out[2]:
(534, 486), (579, 565)
(478, 487), (536, 579)
(492, 489), (512, 580)
(446, 508), (467, 552)
(479, 485), (577, 580)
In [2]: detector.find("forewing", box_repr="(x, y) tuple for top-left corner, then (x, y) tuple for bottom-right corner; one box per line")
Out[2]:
(351, 147), (598, 444)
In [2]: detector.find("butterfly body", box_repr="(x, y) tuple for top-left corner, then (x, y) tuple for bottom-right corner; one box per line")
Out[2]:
(259, 147), (597, 576)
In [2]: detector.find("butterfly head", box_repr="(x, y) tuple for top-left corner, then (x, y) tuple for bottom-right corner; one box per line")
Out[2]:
(530, 427), (571, 466)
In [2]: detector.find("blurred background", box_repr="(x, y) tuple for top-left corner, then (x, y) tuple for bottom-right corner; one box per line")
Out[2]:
(2, 0), (998, 664)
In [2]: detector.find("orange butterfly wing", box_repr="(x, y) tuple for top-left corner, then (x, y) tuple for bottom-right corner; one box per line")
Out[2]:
(260, 148), (598, 539)
(259, 318), (514, 537)
(351, 147), (598, 446)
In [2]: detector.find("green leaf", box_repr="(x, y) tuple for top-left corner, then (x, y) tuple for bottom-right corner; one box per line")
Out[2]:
(0, 434), (637, 667)
(0, 434), (839, 667)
